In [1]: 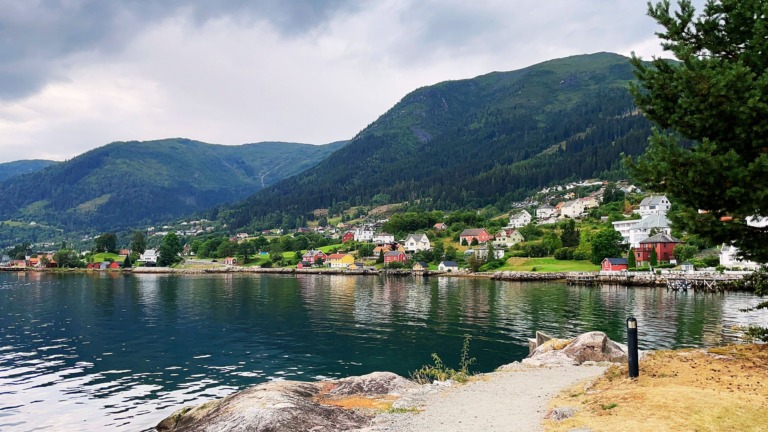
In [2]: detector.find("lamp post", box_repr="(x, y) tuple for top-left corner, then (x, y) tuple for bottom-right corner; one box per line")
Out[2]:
(627, 317), (639, 378)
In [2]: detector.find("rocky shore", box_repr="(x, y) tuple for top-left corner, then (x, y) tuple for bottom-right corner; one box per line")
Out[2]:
(155, 332), (628, 432)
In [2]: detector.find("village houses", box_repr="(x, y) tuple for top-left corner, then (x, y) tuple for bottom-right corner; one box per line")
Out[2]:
(719, 216), (768, 269)
(373, 232), (395, 244)
(403, 233), (431, 252)
(302, 250), (327, 264)
(635, 195), (671, 217)
(466, 245), (505, 260)
(438, 261), (459, 272)
(613, 213), (672, 248)
(326, 253), (354, 268)
(459, 228), (493, 245)
(507, 210), (532, 228)
(536, 204), (557, 220)
(384, 251), (408, 264)
(634, 233), (682, 266)
(559, 199), (585, 219)
(353, 226), (375, 242)
(494, 229), (524, 248)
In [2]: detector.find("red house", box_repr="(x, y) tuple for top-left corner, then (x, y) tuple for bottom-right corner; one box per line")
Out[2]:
(602, 258), (628, 272)
(384, 251), (408, 263)
(108, 261), (121, 269)
(342, 231), (355, 243)
(459, 228), (493, 245)
(297, 261), (313, 269)
(302, 250), (327, 263)
(635, 233), (683, 266)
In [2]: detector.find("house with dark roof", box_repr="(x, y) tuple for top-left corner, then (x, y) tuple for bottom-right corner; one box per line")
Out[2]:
(438, 261), (459, 272)
(637, 195), (671, 217)
(459, 228), (492, 245)
(601, 258), (628, 272)
(635, 233), (683, 266)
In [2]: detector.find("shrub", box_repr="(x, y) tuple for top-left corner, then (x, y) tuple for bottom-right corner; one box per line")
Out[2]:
(554, 247), (575, 260)
(573, 249), (591, 261)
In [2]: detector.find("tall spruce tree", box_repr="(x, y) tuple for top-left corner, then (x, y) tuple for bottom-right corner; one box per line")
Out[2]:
(628, 0), (768, 262)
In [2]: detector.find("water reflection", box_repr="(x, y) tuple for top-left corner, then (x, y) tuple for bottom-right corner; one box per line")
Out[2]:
(0, 273), (765, 432)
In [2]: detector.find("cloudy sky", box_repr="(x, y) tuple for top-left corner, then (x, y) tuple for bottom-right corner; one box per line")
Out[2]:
(0, 0), (689, 163)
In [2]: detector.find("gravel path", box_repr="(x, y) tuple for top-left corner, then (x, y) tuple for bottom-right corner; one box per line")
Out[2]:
(365, 363), (606, 432)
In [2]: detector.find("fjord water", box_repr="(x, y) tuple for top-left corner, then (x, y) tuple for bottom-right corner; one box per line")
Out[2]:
(1, 272), (765, 431)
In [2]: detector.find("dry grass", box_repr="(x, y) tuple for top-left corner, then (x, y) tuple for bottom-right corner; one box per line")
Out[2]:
(314, 383), (396, 412)
(316, 395), (395, 411)
(545, 344), (768, 432)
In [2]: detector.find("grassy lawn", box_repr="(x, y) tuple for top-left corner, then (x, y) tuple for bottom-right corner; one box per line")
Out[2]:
(318, 244), (344, 253)
(498, 257), (598, 272)
(91, 252), (124, 262)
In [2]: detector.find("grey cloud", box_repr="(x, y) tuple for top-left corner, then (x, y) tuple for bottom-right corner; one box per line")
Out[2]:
(0, 0), (362, 99)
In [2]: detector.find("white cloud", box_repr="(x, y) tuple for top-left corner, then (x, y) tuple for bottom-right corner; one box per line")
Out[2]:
(0, 0), (679, 163)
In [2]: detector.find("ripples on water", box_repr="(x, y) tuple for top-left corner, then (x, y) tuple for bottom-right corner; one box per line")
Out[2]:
(0, 272), (765, 431)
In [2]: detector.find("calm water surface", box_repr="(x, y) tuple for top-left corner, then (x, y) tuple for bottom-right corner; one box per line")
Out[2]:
(0, 272), (765, 431)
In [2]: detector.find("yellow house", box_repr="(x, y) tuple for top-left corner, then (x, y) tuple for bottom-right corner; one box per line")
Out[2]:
(326, 253), (354, 268)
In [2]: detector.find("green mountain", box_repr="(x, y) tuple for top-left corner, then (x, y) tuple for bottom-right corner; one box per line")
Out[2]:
(221, 52), (653, 229)
(0, 160), (58, 182)
(0, 139), (346, 232)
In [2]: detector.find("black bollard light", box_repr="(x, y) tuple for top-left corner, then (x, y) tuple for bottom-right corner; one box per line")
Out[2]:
(627, 317), (639, 378)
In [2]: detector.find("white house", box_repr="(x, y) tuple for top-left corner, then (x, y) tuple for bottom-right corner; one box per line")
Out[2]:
(508, 210), (532, 228)
(438, 261), (459, 272)
(373, 232), (395, 244)
(404, 233), (431, 252)
(636, 195), (671, 217)
(354, 226), (375, 242)
(138, 249), (158, 265)
(579, 196), (600, 210)
(611, 219), (637, 245)
(494, 229), (524, 248)
(719, 216), (768, 269)
(466, 246), (505, 260)
(612, 213), (672, 248)
(560, 199), (585, 218)
(536, 204), (557, 220)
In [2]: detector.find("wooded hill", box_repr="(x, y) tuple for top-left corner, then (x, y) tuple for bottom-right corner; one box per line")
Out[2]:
(219, 52), (654, 230)
(0, 159), (57, 182)
(0, 139), (346, 232)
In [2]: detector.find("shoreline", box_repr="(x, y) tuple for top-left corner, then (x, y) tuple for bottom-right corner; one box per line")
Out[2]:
(9, 266), (748, 289)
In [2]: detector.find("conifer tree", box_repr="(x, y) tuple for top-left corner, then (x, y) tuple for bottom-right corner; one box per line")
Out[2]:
(628, 0), (768, 262)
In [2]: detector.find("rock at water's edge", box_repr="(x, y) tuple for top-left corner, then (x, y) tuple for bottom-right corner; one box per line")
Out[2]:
(156, 372), (415, 432)
(525, 331), (628, 366)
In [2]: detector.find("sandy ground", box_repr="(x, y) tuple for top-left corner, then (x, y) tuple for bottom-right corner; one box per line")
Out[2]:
(365, 363), (607, 432)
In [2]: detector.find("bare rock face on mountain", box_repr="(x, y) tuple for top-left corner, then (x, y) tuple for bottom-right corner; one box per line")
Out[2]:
(156, 372), (416, 432)
(525, 331), (628, 366)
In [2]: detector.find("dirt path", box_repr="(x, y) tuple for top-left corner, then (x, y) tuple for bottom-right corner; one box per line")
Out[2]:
(367, 364), (606, 432)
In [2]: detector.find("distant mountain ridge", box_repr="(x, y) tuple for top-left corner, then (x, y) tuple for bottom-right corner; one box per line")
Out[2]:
(0, 160), (58, 182)
(0, 139), (346, 232)
(220, 52), (654, 229)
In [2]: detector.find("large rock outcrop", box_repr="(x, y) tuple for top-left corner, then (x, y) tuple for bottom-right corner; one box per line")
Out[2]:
(524, 331), (628, 366)
(156, 372), (416, 432)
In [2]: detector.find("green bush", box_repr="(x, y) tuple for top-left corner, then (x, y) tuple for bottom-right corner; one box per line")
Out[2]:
(554, 247), (575, 260)
(573, 249), (591, 261)
(479, 260), (504, 272)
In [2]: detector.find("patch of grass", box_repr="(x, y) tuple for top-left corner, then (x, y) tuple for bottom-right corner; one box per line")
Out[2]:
(544, 344), (768, 432)
(91, 252), (124, 262)
(411, 335), (476, 384)
(498, 257), (598, 272)
(386, 407), (420, 414)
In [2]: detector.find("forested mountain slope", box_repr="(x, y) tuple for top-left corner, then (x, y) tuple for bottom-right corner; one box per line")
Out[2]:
(221, 52), (653, 229)
(0, 160), (58, 182)
(0, 139), (346, 231)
